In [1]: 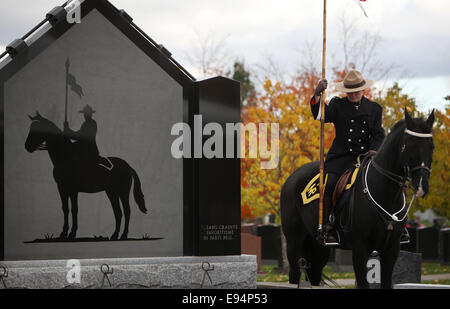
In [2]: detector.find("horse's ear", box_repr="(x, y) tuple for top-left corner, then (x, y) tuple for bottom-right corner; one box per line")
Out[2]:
(28, 114), (34, 121)
(426, 109), (435, 129)
(404, 106), (413, 128)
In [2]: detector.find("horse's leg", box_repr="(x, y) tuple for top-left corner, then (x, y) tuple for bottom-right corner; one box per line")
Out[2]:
(352, 244), (371, 289)
(68, 193), (79, 239)
(285, 232), (304, 284)
(305, 236), (330, 286)
(380, 240), (400, 289)
(282, 214), (308, 285)
(119, 190), (131, 240)
(58, 186), (69, 239)
(106, 191), (122, 240)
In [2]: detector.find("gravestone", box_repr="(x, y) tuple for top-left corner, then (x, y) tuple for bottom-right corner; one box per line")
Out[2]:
(333, 250), (422, 288)
(401, 227), (439, 261)
(0, 0), (251, 288)
(241, 233), (261, 272)
(392, 251), (422, 284)
(365, 250), (421, 289)
(256, 225), (281, 263)
(440, 228), (450, 265)
(332, 249), (353, 272)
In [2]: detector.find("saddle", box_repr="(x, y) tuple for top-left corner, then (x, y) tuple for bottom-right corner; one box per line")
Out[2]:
(300, 166), (359, 207)
(332, 168), (356, 207)
(97, 156), (114, 171)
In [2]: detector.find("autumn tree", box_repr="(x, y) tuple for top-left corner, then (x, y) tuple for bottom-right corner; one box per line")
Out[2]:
(373, 84), (449, 219)
(414, 106), (450, 218)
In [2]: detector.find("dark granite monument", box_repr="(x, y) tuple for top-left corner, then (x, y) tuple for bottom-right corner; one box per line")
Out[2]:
(0, 0), (241, 263)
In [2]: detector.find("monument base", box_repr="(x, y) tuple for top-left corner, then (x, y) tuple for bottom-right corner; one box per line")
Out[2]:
(0, 255), (257, 289)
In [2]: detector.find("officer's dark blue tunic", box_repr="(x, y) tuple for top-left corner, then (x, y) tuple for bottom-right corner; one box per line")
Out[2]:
(310, 95), (385, 196)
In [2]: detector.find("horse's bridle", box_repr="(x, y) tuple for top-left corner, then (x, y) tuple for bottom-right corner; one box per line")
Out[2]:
(402, 129), (433, 179)
(362, 128), (433, 223)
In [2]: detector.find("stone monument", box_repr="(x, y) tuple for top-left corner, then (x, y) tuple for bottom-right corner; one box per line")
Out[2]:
(0, 0), (255, 288)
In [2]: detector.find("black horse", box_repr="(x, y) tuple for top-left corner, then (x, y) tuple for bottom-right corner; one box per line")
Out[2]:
(25, 112), (147, 240)
(281, 109), (435, 288)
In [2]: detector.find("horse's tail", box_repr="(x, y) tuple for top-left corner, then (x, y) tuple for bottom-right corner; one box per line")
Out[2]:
(130, 166), (147, 214)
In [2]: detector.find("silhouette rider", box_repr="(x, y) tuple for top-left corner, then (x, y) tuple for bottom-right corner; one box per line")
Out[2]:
(64, 105), (100, 167)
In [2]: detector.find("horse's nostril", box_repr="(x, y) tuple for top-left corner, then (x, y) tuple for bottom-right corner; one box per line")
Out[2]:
(415, 187), (425, 198)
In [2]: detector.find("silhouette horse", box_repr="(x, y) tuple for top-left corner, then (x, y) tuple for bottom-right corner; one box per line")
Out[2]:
(25, 112), (147, 240)
(281, 108), (435, 288)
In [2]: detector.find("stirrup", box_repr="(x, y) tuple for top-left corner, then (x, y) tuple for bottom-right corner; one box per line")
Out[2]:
(321, 225), (340, 247)
(324, 231), (340, 247)
(400, 228), (410, 245)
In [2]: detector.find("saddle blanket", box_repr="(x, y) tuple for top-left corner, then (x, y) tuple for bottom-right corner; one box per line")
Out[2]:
(301, 167), (359, 206)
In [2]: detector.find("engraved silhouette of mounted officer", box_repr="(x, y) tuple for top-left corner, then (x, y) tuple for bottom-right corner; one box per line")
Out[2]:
(63, 104), (112, 171)
(24, 58), (149, 242)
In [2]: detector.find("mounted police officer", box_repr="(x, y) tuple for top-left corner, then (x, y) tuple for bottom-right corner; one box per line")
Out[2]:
(64, 104), (99, 165)
(311, 70), (385, 246)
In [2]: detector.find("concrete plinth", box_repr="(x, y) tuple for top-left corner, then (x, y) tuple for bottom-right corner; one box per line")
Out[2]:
(0, 255), (257, 289)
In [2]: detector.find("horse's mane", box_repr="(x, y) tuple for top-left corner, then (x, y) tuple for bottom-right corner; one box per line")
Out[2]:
(378, 119), (406, 153)
(384, 115), (432, 145)
(38, 117), (63, 134)
(377, 115), (432, 163)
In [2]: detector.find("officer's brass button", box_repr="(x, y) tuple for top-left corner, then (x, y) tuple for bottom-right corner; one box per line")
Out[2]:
(351, 120), (355, 123)
(361, 146), (365, 150)
(362, 130), (365, 133)
(350, 129), (353, 132)
(348, 139), (352, 142)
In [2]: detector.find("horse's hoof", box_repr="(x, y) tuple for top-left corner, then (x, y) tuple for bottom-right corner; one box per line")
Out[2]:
(68, 232), (76, 240)
(59, 234), (67, 239)
(110, 234), (118, 241)
(120, 234), (128, 240)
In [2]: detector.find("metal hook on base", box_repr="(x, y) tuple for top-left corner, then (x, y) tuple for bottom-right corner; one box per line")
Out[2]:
(297, 258), (312, 289)
(0, 266), (8, 289)
(201, 261), (214, 288)
(100, 264), (114, 288)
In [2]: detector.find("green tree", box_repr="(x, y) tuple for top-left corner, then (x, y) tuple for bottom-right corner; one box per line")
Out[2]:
(231, 60), (256, 108)
(374, 82), (419, 131)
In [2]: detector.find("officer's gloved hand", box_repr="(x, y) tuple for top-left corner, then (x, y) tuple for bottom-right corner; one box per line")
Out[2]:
(366, 150), (377, 157)
(314, 79), (328, 97)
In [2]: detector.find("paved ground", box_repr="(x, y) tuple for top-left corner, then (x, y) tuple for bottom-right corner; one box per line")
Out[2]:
(257, 273), (450, 289)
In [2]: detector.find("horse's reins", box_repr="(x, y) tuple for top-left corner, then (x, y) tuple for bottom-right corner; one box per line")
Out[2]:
(362, 128), (433, 223)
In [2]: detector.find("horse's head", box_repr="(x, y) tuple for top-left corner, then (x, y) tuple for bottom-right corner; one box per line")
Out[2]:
(25, 112), (59, 153)
(400, 108), (435, 198)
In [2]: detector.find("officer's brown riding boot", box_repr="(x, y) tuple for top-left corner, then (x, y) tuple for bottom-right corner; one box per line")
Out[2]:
(322, 197), (340, 246)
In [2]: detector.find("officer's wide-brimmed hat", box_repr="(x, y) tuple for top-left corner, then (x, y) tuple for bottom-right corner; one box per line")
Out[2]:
(79, 105), (96, 115)
(336, 70), (374, 93)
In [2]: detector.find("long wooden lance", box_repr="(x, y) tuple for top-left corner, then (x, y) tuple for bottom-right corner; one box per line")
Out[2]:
(65, 58), (69, 123)
(318, 0), (327, 234)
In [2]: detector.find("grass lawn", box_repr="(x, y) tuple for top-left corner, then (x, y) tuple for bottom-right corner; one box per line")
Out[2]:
(257, 262), (450, 283)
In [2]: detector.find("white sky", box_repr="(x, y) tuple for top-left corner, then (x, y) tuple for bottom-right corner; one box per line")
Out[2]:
(1, 0), (449, 112)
